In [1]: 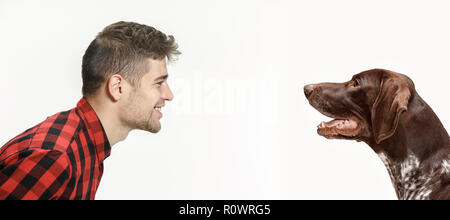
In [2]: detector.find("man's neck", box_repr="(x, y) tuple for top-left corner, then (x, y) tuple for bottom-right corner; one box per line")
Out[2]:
(85, 96), (132, 146)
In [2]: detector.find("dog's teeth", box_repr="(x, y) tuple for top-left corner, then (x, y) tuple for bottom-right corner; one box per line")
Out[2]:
(318, 122), (324, 128)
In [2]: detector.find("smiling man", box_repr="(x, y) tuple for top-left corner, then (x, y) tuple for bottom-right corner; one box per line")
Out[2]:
(0, 21), (180, 200)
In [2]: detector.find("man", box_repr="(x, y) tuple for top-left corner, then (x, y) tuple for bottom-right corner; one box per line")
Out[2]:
(0, 21), (180, 200)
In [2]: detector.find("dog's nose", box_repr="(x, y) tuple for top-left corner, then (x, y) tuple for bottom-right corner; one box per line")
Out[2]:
(304, 84), (315, 98)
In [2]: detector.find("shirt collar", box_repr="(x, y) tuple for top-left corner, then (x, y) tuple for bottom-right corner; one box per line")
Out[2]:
(76, 97), (111, 161)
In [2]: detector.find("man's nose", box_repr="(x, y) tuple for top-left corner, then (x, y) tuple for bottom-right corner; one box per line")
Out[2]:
(163, 84), (174, 101)
(304, 84), (315, 98)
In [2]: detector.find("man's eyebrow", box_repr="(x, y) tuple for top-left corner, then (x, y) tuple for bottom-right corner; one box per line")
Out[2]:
(154, 74), (169, 82)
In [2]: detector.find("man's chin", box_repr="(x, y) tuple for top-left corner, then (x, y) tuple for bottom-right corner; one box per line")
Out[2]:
(147, 121), (161, 133)
(149, 126), (161, 133)
(134, 120), (161, 133)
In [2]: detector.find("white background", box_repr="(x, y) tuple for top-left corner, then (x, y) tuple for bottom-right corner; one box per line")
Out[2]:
(1, 0), (449, 200)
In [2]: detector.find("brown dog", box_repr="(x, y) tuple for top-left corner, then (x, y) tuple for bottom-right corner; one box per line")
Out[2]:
(304, 69), (450, 200)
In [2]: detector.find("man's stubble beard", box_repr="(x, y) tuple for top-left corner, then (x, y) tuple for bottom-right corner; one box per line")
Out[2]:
(122, 89), (161, 134)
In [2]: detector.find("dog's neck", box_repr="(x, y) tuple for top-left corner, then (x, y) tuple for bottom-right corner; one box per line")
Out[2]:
(367, 93), (450, 200)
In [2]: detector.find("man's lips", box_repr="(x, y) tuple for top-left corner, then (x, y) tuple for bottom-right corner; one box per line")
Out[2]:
(154, 104), (164, 117)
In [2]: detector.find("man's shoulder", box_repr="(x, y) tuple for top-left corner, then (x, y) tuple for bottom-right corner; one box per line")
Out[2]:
(1, 108), (82, 160)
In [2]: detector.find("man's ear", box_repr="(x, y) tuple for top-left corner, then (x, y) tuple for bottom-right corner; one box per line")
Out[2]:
(371, 74), (411, 144)
(107, 74), (124, 101)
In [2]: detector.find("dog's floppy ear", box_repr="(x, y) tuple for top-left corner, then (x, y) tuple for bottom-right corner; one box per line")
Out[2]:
(371, 73), (411, 144)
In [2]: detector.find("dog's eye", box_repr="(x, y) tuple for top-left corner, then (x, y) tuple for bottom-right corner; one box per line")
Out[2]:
(352, 79), (360, 87)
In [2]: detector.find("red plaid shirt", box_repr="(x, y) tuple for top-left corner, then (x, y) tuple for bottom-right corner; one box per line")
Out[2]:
(0, 98), (111, 200)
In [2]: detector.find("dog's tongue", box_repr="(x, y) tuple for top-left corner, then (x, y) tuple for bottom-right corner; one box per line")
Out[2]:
(317, 119), (359, 136)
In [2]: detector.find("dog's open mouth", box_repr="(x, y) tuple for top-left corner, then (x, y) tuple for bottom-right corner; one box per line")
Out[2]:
(317, 118), (361, 138)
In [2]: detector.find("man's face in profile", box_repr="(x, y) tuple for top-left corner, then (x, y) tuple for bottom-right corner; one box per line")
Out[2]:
(120, 58), (174, 133)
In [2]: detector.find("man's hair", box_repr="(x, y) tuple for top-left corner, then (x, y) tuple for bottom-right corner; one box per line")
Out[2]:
(81, 21), (180, 96)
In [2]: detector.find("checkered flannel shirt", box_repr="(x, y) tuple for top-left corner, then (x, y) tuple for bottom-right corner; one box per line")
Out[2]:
(0, 97), (111, 200)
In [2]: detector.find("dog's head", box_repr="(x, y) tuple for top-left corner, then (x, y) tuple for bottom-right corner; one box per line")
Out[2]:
(304, 69), (415, 144)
